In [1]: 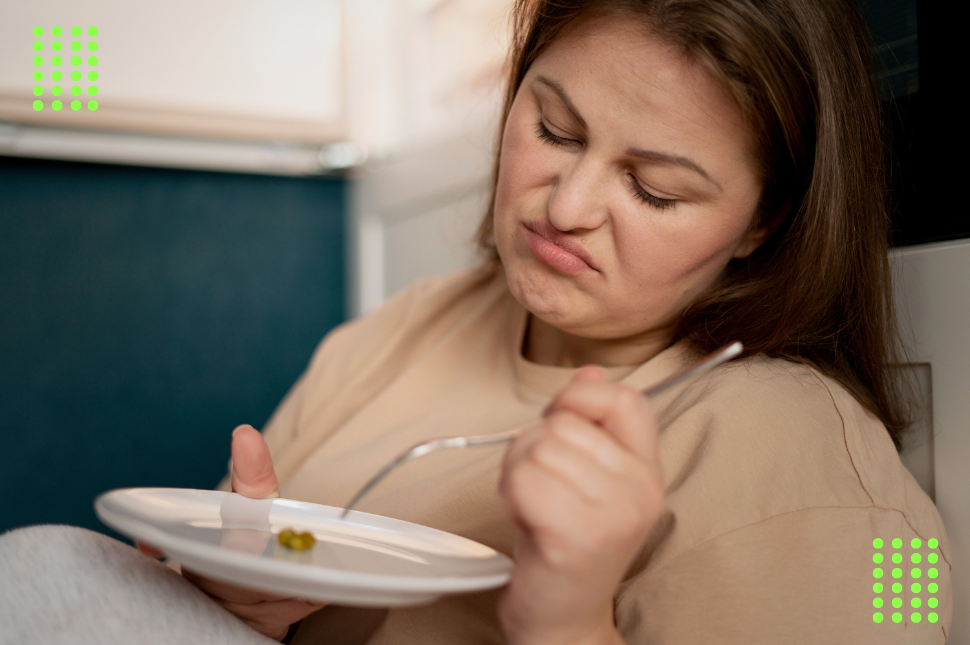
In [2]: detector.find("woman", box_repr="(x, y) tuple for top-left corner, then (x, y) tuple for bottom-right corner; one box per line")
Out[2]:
(0, 0), (951, 643)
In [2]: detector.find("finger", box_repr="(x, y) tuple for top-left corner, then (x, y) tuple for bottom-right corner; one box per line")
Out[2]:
(546, 380), (659, 463)
(136, 540), (165, 559)
(230, 425), (280, 499)
(182, 567), (288, 604)
(527, 414), (634, 504)
(541, 365), (604, 417)
(214, 597), (328, 640)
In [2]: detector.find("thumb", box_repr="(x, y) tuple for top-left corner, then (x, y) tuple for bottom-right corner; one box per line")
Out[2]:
(230, 424), (281, 499)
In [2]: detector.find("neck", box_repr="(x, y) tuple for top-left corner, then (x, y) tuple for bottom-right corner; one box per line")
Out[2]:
(522, 313), (671, 368)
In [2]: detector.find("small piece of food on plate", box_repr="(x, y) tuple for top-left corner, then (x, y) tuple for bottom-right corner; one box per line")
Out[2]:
(277, 528), (315, 550)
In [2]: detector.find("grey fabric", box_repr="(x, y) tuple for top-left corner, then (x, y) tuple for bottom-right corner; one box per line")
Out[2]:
(0, 524), (278, 645)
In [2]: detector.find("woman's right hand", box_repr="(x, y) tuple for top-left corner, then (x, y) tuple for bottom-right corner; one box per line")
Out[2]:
(137, 424), (328, 641)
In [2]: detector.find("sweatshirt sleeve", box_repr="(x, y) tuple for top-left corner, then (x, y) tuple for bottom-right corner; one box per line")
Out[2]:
(614, 505), (951, 645)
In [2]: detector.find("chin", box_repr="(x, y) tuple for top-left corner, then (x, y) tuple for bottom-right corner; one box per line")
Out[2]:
(504, 259), (582, 326)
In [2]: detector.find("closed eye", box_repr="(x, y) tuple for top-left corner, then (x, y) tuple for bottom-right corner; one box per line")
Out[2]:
(534, 120), (676, 211)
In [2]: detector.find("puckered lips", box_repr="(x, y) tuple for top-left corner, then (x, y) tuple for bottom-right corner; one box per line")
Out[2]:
(522, 219), (598, 276)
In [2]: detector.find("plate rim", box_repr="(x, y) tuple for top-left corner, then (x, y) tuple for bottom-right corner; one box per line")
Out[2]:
(94, 487), (514, 594)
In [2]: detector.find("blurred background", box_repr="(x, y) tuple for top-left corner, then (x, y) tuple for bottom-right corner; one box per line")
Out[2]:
(0, 2), (966, 631)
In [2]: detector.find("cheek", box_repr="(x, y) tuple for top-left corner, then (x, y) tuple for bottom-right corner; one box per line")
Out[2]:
(613, 207), (749, 297)
(495, 117), (556, 227)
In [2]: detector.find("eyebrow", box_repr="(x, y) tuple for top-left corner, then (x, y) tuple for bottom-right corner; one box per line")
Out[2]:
(532, 74), (723, 192)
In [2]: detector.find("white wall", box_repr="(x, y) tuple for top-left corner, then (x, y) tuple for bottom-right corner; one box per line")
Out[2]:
(892, 239), (970, 642)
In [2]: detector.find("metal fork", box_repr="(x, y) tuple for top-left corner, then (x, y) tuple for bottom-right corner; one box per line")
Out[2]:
(339, 341), (743, 519)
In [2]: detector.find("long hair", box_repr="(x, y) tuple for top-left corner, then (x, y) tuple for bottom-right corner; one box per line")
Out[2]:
(475, 0), (914, 451)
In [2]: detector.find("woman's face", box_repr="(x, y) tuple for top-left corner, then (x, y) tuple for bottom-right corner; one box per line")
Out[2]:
(493, 10), (766, 343)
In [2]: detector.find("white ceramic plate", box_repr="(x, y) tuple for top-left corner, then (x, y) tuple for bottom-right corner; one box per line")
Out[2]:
(95, 487), (514, 607)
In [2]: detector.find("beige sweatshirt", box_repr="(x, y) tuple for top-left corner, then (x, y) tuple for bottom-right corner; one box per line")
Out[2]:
(216, 264), (952, 644)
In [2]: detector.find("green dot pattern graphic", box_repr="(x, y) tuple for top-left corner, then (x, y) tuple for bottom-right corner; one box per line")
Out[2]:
(872, 537), (942, 627)
(29, 26), (99, 113)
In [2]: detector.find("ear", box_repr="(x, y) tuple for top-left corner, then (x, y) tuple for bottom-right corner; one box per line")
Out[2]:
(732, 222), (774, 259)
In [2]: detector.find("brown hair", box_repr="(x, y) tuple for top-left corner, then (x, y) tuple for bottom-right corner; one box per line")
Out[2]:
(475, 0), (915, 450)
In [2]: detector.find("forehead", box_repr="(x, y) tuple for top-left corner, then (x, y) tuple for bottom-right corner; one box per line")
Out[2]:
(525, 10), (750, 155)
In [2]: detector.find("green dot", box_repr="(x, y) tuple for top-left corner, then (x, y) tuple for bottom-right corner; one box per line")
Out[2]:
(892, 553), (902, 563)
(52, 100), (62, 111)
(32, 100), (43, 111)
(892, 568), (902, 578)
(911, 568), (922, 578)
(71, 56), (81, 66)
(32, 85), (43, 96)
(873, 583), (884, 593)
(33, 71), (43, 81)
(893, 538), (902, 549)
(892, 582), (902, 593)
(52, 26), (62, 37)
(71, 71), (81, 81)
(928, 538), (938, 549)
(873, 597), (884, 608)
(33, 26), (43, 37)
(71, 100), (81, 111)
(88, 26), (98, 37)
(911, 538), (922, 549)
(929, 583), (938, 593)
(52, 86), (62, 96)
(929, 598), (939, 608)
(929, 553), (938, 564)
(88, 86), (98, 96)
(71, 26), (81, 37)
(892, 597), (902, 608)
(872, 568), (883, 579)
(88, 100), (98, 111)
(88, 41), (98, 52)
(52, 71), (62, 81)
(71, 86), (81, 96)
(872, 612), (883, 623)
(929, 612), (939, 623)
(912, 553), (922, 564)
(911, 612), (922, 623)
(52, 41), (62, 51)
(88, 71), (98, 81)
(892, 612), (902, 623)
(32, 56), (43, 66)
(911, 597), (922, 608)
(873, 538), (884, 549)
(52, 56), (62, 66)
(33, 41), (43, 51)
(88, 56), (98, 67)
(873, 553), (884, 564)
(928, 568), (938, 578)
(71, 41), (81, 51)
(911, 583), (922, 593)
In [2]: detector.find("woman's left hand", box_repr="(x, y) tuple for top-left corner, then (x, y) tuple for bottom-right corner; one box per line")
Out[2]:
(497, 366), (666, 645)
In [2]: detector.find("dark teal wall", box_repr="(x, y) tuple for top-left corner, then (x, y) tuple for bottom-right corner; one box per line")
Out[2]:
(0, 155), (345, 537)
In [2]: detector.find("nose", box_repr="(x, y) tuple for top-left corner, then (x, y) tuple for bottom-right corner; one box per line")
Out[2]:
(546, 154), (611, 233)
